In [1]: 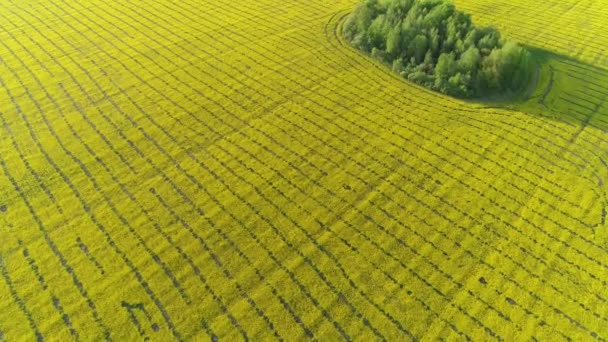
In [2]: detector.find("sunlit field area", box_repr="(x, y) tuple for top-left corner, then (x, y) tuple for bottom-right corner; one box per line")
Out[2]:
(1, 0), (608, 340)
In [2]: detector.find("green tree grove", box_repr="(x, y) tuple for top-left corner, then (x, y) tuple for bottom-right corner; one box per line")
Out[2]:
(343, 0), (533, 98)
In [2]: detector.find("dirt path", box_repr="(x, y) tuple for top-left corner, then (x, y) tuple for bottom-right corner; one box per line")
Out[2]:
(538, 65), (555, 106)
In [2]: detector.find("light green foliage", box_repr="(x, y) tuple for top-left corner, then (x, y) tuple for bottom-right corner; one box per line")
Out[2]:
(344, 0), (533, 97)
(386, 26), (402, 56)
(392, 57), (405, 73)
(434, 52), (456, 92)
(458, 46), (481, 74)
(411, 34), (429, 63)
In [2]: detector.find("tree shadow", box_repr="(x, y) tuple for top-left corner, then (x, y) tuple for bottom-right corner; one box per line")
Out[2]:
(474, 45), (608, 133)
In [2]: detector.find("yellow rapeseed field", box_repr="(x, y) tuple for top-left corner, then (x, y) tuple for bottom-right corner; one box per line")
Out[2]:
(1, 0), (608, 340)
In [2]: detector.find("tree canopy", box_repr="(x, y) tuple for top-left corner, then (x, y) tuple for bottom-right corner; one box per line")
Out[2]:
(343, 0), (533, 98)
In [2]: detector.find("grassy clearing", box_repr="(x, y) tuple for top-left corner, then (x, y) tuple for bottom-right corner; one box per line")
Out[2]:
(0, 0), (607, 340)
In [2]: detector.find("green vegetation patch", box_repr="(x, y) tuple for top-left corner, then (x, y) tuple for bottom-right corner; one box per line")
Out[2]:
(344, 0), (534, 98)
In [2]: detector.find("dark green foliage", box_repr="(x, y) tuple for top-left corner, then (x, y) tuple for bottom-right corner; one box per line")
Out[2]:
(343, 0), (533, 97)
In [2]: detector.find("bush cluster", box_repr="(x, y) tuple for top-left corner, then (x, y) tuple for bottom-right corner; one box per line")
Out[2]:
(343, 0), (533, 97)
